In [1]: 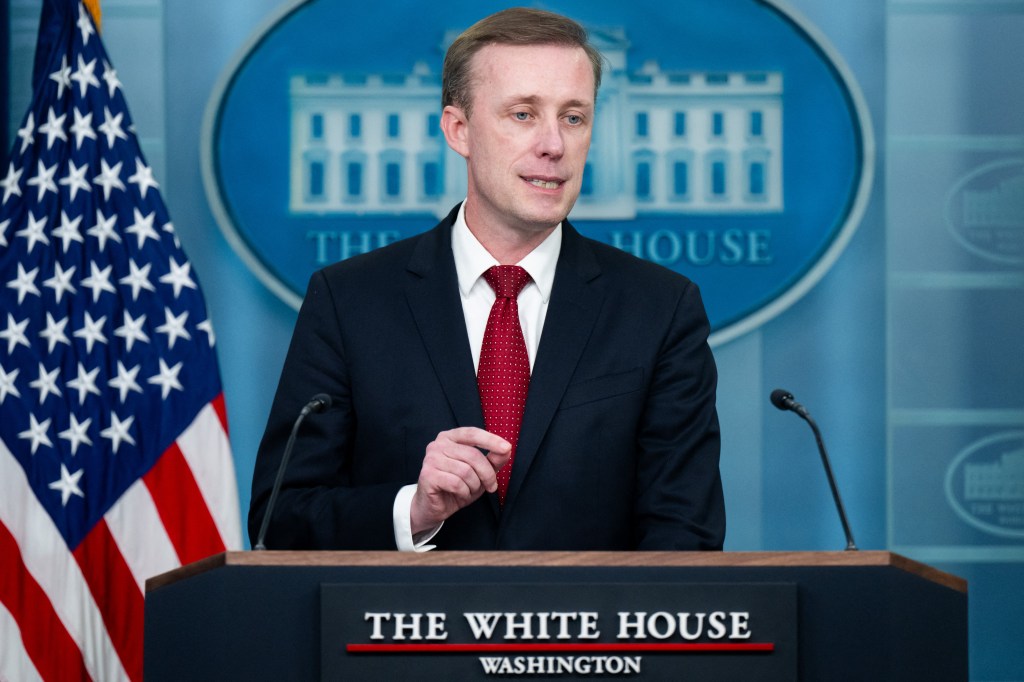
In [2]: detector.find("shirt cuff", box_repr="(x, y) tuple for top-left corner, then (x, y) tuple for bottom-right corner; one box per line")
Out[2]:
(393, 484), (442, 552)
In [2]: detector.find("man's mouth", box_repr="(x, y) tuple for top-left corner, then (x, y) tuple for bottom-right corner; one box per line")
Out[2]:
(526, 177), (562, 190)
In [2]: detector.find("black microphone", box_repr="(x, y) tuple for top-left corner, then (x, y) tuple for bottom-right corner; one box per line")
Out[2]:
(253, 393), (333, 551)
(770, 388), (858, 551)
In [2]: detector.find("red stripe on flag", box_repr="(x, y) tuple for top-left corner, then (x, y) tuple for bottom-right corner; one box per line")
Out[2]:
(211, 392), (230, 434)
(144, 443), (227, 565)
(0, 521), (92, 682)
(72, 519), (145, 682)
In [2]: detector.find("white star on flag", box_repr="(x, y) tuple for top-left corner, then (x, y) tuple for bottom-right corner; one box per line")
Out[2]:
(39, 107), (69, 149)
(66, 362), (102, 404)
(70, 107), (97, 148)
(27, 159), (59, 200)
(58, 414), (94, 456)
(119, 259), (157, 300)
(52, 209), (86, 250)
(17, 414), (53, 455)
(108, 360), (143, 403)
(148, 357), (185, 399)
(39, 312), (71, 353)
(2, 162), (24, 202)
(29, 362), (63, 404)
(73, 311), (108, 352)
(17, 212), (50, 252)
(127, 157), (159, 198)
(59, 160), (92, 201)
(7, 263), (41, 304)
(0, 365), (21, 403)
(71, 54), (100, 97)
(48, 464), (86, 506)
(99, 412), (136, 454)
(43, 262), (77, 301)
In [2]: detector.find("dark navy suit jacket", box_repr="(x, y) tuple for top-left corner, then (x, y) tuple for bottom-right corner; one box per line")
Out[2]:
(249, 205), (725, 550)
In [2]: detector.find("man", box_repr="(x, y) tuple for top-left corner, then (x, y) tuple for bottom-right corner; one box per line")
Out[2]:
(249, 7), (725, 551)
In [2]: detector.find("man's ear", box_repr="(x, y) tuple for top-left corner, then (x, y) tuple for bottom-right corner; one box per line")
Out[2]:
(441, 105), (470, 158)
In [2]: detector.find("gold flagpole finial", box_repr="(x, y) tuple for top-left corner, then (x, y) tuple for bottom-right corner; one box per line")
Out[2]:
(82, 0), (102, 32)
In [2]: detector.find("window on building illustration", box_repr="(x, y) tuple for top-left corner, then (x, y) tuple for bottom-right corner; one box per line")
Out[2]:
(310, 114), (324, 141)
(385, 162), (401, 197)
(423, 162), (442, 197)
(636, 161), (651, 199)
(308, 160), (324, 198)
(427, 113), (440, 138)
(581, 163), (594, 196)
(749, 162), (765, 197)
(673, 161), (689, 197)
(346, 162), (362, 198)
(388, 114), (401, 139)
(712, 112), (725, 138)
(674, 112), (686, 137)
(750, 111), (764, 138)
(711, 160), (727, 197)
(636, 112), (649, 138)
(349, 114), (361, 139)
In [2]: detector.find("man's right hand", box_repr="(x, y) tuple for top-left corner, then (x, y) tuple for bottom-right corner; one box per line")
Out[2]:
(410, 427), (511, 536)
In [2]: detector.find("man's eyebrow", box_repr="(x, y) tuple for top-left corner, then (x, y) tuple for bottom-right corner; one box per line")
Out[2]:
(563, 98), (594, 110)
(501, 95), (594, 109)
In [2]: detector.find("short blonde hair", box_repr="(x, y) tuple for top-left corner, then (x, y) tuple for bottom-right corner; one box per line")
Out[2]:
(442, 7), (603, 116)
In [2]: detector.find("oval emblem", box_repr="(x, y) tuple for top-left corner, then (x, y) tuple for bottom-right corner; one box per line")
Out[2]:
(945, 158), (1024, 265)
(202, 0), (873, 345)
(944, 431), (1024, 540)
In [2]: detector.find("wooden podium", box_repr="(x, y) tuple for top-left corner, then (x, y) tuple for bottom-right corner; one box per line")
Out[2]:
(144, 551), (966, 680)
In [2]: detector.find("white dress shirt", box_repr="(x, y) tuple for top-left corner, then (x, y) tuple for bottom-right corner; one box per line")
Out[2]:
(393, 203), (562, 550)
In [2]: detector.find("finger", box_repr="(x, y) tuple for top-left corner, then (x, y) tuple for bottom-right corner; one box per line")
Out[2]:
(422, 441), (492, 492)
(420, 467), (476, 501)
(444, 427), (512, 455)
(438, 444), (501, 493)
(485, 448), (512, 474)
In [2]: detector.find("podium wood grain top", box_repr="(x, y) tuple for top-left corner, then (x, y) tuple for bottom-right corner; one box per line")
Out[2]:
(146, 550), (966, 594)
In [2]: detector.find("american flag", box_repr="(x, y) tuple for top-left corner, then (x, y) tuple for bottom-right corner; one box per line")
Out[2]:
(0, 2), (241, 680)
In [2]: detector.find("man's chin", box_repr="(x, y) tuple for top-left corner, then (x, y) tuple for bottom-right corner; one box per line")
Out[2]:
(514, 200), (575, 231)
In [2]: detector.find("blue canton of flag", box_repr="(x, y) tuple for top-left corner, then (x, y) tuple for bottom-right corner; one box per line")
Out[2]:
(0, 2), (240, 681)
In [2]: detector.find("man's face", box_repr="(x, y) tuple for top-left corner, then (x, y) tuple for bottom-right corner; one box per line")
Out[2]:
(443, 42), (595, 243)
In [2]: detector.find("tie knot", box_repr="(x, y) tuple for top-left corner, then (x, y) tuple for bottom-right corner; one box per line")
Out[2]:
(483, 265), (531, 299)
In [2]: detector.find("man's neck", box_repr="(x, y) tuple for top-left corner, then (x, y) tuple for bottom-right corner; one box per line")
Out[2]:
(463, 206), (559, 265)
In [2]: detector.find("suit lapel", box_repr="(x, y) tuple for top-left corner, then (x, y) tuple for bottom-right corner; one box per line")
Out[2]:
(503, 223), (604, 512)
(404, 211), (485, 432)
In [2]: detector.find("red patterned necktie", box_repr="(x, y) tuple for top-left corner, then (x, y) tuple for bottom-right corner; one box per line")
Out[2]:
(478, 265), (532, 506)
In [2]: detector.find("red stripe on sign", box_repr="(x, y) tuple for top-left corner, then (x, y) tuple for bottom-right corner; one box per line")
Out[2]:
(211, 392), (230, 434)
(73, 519), (145, 682)
(144, 442), (226, 565)
(0, 521), (93, 682)
(347, 642), (775, 653)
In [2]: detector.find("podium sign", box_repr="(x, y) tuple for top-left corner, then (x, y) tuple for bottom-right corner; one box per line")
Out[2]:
(323, 582), (797, 679)
(144, 551), (967, 681)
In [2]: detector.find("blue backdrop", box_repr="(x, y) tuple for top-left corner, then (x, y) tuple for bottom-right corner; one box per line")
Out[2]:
(5, 0), (1023, 678)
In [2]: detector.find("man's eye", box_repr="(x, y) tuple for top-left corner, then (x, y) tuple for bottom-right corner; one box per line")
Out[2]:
(514, 112), (530, 121)
(566, 115), (583, 125)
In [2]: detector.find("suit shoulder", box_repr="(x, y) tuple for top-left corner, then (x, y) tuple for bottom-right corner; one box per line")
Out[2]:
(315, 231), (418, 283)
(312, 205), (458, 287)
(580, 234), (698, 292)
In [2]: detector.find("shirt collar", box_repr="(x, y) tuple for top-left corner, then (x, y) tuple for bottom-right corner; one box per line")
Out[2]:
(451, 201), (561, 303)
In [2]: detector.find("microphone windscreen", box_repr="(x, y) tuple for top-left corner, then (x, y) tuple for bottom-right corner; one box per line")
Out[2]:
(310, 393), (333, 412)
(770, 389), (793, 411)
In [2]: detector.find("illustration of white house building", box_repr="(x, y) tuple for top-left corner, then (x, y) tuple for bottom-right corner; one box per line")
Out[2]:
(963, 174), (1024, 229)
(289, 26), (783, 219)
(965, 449), (1024, 502)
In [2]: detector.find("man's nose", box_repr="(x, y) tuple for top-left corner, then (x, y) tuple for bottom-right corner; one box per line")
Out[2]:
(535, 118), (565, 158)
